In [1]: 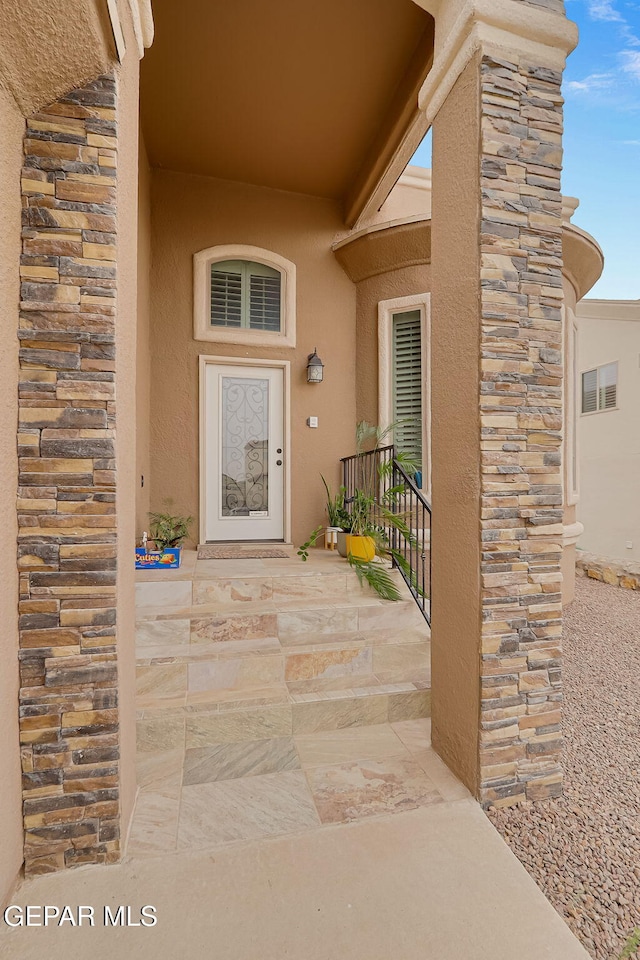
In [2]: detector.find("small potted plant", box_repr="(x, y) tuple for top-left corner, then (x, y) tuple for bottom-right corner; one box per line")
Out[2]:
(299, 420), (425, 601)
(135, 507), (193, 569)
(321, 476), (349, 551)
(344, 488), (376, 561)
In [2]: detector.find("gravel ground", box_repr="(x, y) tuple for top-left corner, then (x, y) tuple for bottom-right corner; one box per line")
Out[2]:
(488, 576), (640, 960)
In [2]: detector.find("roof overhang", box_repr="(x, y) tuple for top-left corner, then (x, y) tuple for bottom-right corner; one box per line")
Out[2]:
(140, 0), (435, 226)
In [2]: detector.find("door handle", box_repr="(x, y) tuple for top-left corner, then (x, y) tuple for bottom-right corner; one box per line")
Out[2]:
(276, 448), (282, 454)
(276, 459), (283, 466)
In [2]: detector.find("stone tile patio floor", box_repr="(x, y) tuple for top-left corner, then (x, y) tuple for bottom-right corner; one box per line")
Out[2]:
(128, 718), (469, 856)
(3, 717), (589, 960)
(130, 547), (438, 856)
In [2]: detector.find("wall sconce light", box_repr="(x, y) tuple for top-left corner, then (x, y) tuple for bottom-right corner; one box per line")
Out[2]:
(306, 348), (324, 383)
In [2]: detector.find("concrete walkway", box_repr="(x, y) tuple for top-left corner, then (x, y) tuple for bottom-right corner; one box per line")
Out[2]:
(2, 796), (589, 959)
(0, 551), (591, 959)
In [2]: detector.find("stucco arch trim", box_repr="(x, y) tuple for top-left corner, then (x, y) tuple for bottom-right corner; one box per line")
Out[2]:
(334, 218), (431, 283)
(562, 226), (605, 302)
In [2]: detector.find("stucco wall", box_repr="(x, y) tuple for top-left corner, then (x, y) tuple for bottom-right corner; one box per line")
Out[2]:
(561, 277), (578, 603)
(0, 0), (112, 116)
(148, 171), (356, 546)
(116, 4), (142, 839)
(576, 299), (640, 562)
(0, 82), (25, 907)
(430, 53), (483, 794)
(355, 263), (432, 425)
(136, 135), (152, 530)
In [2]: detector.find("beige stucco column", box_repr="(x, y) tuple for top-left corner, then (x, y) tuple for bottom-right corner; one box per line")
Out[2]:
(426, 0), (577, 805)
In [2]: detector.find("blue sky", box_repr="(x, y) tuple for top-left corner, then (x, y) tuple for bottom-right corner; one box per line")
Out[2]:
(412, 0), (640, 300)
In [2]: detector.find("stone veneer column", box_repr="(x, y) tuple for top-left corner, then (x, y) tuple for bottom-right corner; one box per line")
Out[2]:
(431, 44), (567, 805)
(18, 76), (120, 875)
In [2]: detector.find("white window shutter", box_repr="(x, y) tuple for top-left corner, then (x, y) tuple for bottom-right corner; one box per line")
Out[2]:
(248, 267), (281, 331)
(599, 362), (617, 409)
(210, 259), (281, 331)
(210, 262), (243, 327)
(582, 369), (597, 413)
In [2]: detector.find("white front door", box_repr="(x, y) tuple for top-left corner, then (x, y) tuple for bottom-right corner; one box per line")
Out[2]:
(203, 361), (285, 541)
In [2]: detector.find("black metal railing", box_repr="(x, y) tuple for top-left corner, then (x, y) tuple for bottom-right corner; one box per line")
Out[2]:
(340, 445), (431, 625)
(341, 445), (394, 529)
(390, 457), (431, 625)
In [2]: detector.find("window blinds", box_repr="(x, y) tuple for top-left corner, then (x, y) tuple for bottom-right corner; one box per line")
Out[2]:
(210, 260), (281, 331)
(392, 310), (422, 463)
(582, 363), (617, 414)
(581, 369), (597, 413)
(599, 362), (617, 410)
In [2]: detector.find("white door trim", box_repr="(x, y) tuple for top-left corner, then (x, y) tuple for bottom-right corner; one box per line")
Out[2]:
(199, 355), (291, 544)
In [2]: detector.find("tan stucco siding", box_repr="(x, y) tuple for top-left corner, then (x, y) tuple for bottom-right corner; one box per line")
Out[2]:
(0, 82), (25, 907)
(355, 264), (432, 426)
(136, 134), (152, 530)
(0, 0), (113, 116)
(115, 5), (143, 838)
(430, 55), (483, 794)
(148, 171), (357, 546)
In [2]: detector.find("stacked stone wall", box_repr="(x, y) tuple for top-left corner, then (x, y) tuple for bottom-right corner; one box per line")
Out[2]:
(478, 55), (565, 805)
(17, 75), (120, 875)
(576, 553), (640, 591)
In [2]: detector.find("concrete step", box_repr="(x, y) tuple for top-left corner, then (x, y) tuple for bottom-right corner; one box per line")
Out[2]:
(135, 555), (411, 612)
(135, 551), (430, 755)
(136, 678), (430, 754)
(136, 631), (430, 702)
(136, 598), (424, 645)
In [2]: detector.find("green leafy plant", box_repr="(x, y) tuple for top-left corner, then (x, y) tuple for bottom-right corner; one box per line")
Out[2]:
(343, 419), (427, 600)
(320, 476), (350, 529)
(148, 506), (193, 550)
(300, 419), (428, 603)
(297, 526), (322, 562)
(347, 488), (376, 537)
(618, 929), (640, 959)
(347, 556), (402, 601)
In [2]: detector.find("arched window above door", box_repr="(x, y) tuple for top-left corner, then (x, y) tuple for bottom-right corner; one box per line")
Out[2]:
(194, 244), (296, 347)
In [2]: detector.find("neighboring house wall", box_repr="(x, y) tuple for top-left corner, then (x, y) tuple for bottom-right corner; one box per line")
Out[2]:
(0, 81), (26, 909)
(148, 170), (357, 546)
(576, 299), (640, 562)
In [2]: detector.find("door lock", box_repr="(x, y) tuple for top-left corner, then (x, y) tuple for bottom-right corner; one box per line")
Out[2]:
(276, 459), (283, 466)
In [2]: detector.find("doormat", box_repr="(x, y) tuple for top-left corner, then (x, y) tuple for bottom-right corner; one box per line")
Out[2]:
(197, 546), (291, 560)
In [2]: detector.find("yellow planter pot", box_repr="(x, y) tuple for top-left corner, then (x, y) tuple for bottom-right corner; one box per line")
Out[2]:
(346, 534), (375, 562)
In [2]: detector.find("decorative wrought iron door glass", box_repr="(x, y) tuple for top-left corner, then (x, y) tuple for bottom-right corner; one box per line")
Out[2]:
(221, 377), (269, 517)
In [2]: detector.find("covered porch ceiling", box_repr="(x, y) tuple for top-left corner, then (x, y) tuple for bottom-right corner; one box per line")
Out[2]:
(140, 0), (434, 225)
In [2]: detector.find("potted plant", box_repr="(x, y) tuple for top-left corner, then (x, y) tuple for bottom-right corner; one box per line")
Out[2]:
(135, 507), (193, 569)
(300, 420), (424, 601)
(344, 488), (376, 561)
(321, 476), (349, 551)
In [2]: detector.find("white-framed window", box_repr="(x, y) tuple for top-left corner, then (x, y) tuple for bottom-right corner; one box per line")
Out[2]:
(194, 244), (296, 347)
(581, 361), (618, 414)
(377, 293), (431, 497)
